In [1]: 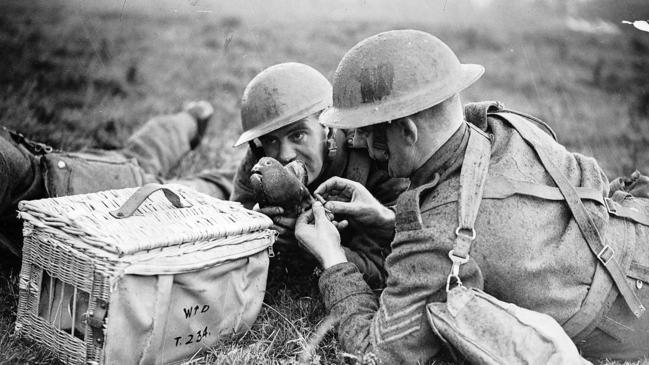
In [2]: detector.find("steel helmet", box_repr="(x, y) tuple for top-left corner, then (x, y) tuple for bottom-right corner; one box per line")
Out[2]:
(320, 29), (484, 129)
(234, 62), (332, 147)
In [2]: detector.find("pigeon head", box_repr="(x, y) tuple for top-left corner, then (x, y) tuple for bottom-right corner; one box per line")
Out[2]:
(250, 157), (282, 190)
(249, 157), (312, 212)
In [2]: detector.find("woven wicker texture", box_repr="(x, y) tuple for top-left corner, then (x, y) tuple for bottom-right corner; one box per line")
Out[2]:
(18, 184), (273, 256)
(16, 184), (276, 364)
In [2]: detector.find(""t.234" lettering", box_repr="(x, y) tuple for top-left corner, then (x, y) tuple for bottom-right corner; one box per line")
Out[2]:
(173, 326), (211, 347)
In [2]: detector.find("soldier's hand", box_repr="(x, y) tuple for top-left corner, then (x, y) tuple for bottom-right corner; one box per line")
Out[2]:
(253, 205), (296, 236)
(314, 177), (395, 228)
(295, 202), (347, 269)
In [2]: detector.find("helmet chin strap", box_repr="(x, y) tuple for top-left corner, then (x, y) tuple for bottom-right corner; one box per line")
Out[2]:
(325, 126), (337, 161)
(248, 140), (265, 160)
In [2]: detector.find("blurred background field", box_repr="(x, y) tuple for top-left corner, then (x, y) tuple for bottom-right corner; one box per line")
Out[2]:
(0, 0), (648, 364)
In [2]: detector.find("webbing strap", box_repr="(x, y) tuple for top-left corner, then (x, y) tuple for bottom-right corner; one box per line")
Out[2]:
(453, 125), (492, 259)
(498, 112), (645, 318)
(422, 175), (605, 213)
(422, 177), (649, 227)
(605, 197), (649, 227)
(446, 124), (492, 291)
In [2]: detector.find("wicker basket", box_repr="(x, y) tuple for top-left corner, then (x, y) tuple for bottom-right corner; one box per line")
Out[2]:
(15, 183), (276, 365)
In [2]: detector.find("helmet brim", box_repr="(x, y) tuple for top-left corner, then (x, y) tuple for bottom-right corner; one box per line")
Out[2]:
(233, 99), (331, 147)
(320, 64), (484, 129)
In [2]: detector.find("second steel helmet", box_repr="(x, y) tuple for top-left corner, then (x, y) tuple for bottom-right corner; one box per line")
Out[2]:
(320, 29), (484, 129)
(234, 63), (332, 147)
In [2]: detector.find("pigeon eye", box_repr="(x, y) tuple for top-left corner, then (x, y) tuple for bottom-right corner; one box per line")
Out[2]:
(264, 160), (272, 166)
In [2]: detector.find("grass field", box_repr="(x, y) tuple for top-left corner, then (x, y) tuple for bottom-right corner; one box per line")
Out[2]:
(0, 0), (648, 364)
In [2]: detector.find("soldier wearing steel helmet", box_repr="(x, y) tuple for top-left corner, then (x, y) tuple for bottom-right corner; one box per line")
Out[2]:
(294, 29), (649, 363)
(0, 102), (234, 259)
(230, 62), (409, 289)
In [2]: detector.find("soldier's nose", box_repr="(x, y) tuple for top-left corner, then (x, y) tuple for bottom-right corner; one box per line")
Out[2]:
(367, 143), (389, 162)
(278, 146), (297, 164)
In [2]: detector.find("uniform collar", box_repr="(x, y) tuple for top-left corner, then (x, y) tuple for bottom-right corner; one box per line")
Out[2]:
(410, 121), (469, 188)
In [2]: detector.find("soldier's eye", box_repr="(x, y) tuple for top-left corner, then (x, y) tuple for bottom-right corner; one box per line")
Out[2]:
(357, 127), (371, 136)
(259, 136), (278, 146)
(289, 132), (306, 142)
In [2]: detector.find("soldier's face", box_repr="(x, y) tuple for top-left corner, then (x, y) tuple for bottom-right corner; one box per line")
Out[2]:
(258, 117), (328, 184)
(361, 120), (416, 178)
(358, 123), (390, 163)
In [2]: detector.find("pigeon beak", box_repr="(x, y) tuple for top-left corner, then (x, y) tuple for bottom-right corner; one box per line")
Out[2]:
(250, 171), (262, 187)
(249, 164), (263, 188)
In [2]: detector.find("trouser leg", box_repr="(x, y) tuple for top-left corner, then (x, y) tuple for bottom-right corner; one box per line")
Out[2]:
(0, 128), (47, 257)
(168, 169), (234, 200)
(121, 112), (197, 176)
(0, 129), (47, 215)
(123, 112), (234, 199)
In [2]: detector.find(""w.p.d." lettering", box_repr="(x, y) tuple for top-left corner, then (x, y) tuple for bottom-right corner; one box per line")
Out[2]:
(182, 304), (210, 319)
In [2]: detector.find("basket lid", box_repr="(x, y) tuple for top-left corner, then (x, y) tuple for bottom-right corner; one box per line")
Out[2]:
(18, 184), (274, 257)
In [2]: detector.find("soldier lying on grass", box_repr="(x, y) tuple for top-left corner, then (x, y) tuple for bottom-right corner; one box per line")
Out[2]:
(295, 29), (649, 363)
(0, 101), (233, 260)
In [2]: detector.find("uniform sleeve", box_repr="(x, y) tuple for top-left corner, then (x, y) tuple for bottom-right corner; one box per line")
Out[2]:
(339, 158), (408, 289)
(229, 148), (258, 209)
(341, 226), (394, 289)
(319, 225), (484, 364)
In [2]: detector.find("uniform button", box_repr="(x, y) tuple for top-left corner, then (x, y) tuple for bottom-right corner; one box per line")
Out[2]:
(57, 161), (66, 169)
(637, 280), (644, 290)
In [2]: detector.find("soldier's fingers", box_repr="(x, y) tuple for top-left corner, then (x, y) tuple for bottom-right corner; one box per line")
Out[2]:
(333, 220), (349, 231)
(323, 200), (357, 216)
(273, 216), (296, 229)
(312, 202), (331, 225)
(256, 206), (284, 216)
(271, 224), (288, 235)
(314, 177), (356, 197)
(296, 208), (314, 226)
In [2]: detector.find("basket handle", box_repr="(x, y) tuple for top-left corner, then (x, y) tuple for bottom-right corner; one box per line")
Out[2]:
(109, 183), (189, 219)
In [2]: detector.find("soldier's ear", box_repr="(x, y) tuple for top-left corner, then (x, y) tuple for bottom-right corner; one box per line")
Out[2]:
(395, 117), (418, 145)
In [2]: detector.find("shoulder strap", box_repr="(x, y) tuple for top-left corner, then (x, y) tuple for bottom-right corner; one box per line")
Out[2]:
(463, 101), (558, 141)
(605, 197), (649, 227)
(499, 108), (558, 141)
(446, 124), (492, 291)
(422, 175), (606, 213)
(495, 111), (645, 318)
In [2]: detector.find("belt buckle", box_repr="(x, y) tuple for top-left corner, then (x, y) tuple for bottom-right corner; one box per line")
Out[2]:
(597, 244), (615, 265)
(604, 197), (617, 214)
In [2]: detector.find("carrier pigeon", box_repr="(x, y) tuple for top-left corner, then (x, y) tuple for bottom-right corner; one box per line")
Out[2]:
(250, 157), (312, 216)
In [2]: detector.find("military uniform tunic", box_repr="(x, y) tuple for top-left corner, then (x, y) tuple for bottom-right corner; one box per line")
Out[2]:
(318, 115), (649, 363)
(230, 129), (410, 288)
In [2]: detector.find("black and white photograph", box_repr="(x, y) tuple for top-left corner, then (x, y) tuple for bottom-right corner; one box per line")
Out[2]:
(0, 0), (648, 364)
